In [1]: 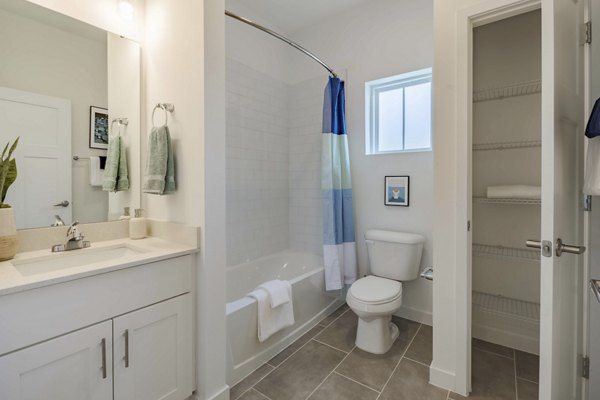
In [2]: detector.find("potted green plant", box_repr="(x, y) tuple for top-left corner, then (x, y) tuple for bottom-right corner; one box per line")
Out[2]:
(0, 137), (19, 261)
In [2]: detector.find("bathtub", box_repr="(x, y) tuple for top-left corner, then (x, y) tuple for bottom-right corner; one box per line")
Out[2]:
(226, 250), (344, 386)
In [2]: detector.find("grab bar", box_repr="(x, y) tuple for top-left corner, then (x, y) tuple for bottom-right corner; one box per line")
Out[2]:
(420, 267), (433, 281)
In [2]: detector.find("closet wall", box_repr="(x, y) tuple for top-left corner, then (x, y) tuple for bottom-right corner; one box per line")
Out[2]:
(471, 10), (541, 354)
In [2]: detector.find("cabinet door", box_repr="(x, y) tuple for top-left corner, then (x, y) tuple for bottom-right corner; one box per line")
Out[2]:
(0, 320), (113, 400)
(114, 294), (193, 400)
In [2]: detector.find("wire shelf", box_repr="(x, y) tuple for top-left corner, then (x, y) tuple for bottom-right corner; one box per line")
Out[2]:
(473, 140), (541, 151)
(473, 197), (541, 205)
(473, 80), (541, 103)
(473, 243), (540, 262)
(473, 291), (540, 322)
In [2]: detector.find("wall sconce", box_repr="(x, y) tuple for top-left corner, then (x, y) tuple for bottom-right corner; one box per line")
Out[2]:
(118, 0), (135, 20)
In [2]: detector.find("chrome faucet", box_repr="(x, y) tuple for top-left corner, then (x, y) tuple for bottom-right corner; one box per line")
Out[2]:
(51, 221), (91, 252)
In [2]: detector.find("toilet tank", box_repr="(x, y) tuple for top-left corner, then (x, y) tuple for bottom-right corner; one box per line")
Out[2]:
(365, 230), (425, 281)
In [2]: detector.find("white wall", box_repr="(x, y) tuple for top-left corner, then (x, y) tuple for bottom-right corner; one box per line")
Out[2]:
(289, 0), (434, 323)
(0, 5), (109, 224)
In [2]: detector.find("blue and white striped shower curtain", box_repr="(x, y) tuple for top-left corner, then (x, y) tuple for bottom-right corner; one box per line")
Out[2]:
(322, 76), (357, 291)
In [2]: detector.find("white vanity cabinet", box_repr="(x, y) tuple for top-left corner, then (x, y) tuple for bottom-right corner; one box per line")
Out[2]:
(113, 294), (193, 400)
(0, 254), (195, 400)
(0, 320), (114, 400)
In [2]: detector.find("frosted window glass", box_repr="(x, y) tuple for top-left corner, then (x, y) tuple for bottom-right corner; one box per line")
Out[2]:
(404, 82), (431, 150)
(377, 88), (404, 152)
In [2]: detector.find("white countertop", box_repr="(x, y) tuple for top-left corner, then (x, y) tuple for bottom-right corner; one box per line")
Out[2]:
(0, 237), (199, 296)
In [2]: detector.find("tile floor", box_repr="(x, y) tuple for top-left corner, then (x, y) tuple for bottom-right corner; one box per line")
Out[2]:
(231, 304), (539, 400)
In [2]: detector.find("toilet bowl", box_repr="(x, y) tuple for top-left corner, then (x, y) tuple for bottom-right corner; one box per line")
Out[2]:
(347, 230), (424, 354)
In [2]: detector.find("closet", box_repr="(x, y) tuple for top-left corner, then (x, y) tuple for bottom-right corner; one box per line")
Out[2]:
(471, 10), (541, 355)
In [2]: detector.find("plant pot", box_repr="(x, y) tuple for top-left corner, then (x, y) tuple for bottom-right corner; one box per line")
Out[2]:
(0, 207), (18, 261)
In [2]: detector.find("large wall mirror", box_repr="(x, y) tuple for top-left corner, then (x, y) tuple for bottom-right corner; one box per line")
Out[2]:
(0, 0), (141, 229)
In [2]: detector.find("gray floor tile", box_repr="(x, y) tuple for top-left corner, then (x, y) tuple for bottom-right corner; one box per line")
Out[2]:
(379, 358), (448, 400)
(268, 325), (324, 367)
(405, 324), (433, 365)
(231, 364), (274, 400)
(335, 317), (420, 391)
(517, 378), (538, 400)
(473, 338), (515, 359)
(238, 389), (270, 400)
(451, 348), (516, 400)
(314, 309), (358, 352)
(318, 304), (349, 327)
(307, 372), (379, 400)
(515, 350), (539, 383)
(254, 340), (346, 400)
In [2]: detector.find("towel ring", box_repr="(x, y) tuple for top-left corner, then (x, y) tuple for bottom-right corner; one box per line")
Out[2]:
(110, 118), (128, 138)
(152, 103), (174, 128)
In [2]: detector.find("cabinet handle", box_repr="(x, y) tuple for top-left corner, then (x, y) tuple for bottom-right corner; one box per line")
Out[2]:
(101, 338), (107, 379)
(124, 329), (130, 368)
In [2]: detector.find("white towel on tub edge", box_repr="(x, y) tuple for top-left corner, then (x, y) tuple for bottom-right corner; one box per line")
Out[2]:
(248, 286), (294, 343)
(257, 280), (291, 308)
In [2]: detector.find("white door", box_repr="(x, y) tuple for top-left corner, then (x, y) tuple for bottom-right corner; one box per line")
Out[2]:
(0, 320), (113, 400)
(113, 294), (193, 400)
(539, 0), (586, 398)
(0, 86), (71, 228)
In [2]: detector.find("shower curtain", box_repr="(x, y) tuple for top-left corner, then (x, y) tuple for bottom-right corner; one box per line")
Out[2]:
(322, 76), (357, 291)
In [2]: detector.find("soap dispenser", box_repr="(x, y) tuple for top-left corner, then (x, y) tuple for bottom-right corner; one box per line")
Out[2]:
(119, 207), (131, 221)
(129, 208), (147, 240)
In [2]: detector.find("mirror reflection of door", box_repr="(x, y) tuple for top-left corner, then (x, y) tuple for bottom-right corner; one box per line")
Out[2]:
(0, 87), (71, 229)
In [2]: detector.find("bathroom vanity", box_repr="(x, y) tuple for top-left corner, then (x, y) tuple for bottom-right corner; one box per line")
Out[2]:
(0, 236), (198, 400)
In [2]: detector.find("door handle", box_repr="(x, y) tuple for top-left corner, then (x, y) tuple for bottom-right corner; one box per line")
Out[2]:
(53, 200), (69, 207)
(124, 329), (130, 368)
(555, 238), (586, 257)
(101, 338), (107, 379)
(526, 239), (553, 257)
(591, 280), (600, 304)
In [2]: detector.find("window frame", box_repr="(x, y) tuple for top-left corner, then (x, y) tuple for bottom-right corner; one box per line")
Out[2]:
(365, 68), (433, 155)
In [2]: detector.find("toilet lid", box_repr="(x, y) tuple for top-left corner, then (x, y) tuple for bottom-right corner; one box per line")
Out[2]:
(349, 276), (402, 304)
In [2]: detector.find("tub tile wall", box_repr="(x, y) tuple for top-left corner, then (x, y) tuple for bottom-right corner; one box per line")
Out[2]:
(288, 76), (327, 256)
(226, 59), (290, 266)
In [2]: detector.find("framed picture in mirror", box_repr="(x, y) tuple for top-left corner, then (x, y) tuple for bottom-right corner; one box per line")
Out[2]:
(90, 106), (109, 150)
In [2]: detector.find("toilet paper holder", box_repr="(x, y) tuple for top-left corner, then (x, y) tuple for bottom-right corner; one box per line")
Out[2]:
(420, 267), (433, 281)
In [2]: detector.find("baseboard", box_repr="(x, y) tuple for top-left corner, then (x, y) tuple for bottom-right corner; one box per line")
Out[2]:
(429, 363), (456, 392)
(394, 305), (432, 325)
(472, 323), (539, 355)
(189, 385), (230, 400)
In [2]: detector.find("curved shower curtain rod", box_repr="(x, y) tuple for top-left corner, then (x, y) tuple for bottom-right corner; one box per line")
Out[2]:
(225, 10), (339, 79)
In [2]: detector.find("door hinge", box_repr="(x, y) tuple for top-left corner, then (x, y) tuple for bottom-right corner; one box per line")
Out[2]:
(585, 21), (592, 44)
(467, 220), (471, 232)
(582, 355), (590, 379)
(584, 195), (592, 211)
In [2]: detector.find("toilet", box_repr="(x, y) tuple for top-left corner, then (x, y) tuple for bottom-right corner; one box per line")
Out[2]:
(346, 229), (425, 354)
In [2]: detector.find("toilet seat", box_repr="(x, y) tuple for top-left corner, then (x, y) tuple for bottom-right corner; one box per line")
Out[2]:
(348, 276), (402, 304)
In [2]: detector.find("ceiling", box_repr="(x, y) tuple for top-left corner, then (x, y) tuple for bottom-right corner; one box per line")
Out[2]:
(228, 0), (372, 33)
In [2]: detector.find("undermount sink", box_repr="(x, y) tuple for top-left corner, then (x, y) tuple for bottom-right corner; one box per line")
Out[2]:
(12, 244), (148, 277)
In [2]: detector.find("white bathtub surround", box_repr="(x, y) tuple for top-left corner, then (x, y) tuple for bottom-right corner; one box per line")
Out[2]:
(226, 250), (344, 385)
(248, 281), (294, 342)
(486, 185), (541, 199)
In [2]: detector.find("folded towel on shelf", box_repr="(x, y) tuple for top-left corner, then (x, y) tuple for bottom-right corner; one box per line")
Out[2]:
(487, 185), (541, 199)
(258, 280), (292, 308)
(102, 136), (129, 192)
(585, 137), (600, 195)
(143, 125), (175, 195)
(89, 156), (105, 187)
(248, 283), (294, 343)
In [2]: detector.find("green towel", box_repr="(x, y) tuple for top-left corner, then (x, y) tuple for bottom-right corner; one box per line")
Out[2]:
(102, 136), (129, 192)
(143, 126), (176, 195)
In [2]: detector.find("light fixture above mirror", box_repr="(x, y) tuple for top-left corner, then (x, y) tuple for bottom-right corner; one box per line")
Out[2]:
(118, 0), (135, 21)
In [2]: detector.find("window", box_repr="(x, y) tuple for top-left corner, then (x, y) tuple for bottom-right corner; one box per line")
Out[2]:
(365, 68), (432, 154)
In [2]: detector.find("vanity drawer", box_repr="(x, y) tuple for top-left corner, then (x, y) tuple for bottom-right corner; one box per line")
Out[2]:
(0, 254), (193, 356)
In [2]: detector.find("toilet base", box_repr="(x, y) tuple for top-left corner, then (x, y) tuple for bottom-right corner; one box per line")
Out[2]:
(355, 315), (399, 354)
